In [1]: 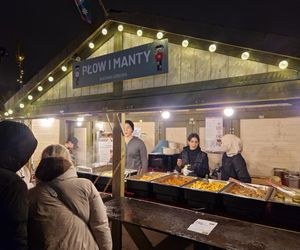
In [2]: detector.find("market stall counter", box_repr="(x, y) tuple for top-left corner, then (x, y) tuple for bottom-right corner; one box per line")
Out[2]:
(106, 197), (300, 250)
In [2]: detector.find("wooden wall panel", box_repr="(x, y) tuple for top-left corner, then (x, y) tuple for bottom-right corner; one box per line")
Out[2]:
(241, 117), (300, 176)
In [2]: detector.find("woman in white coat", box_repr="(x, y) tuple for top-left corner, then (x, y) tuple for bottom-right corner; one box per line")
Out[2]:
(28, 144), (112, 250)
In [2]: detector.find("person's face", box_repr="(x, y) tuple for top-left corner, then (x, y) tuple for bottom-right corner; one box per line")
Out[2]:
(124, 123), (133, 137)
(65, 141), (74, 149)
(188, 137), (199, 150)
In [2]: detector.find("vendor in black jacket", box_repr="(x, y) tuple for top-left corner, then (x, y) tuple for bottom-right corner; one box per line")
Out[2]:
(220, 134), (251, 183)
(175, 133), (209, 177)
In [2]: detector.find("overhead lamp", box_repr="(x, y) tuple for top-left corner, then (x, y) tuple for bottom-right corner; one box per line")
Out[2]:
(279, 60), (288, 69)
(75, 56), (81, 62)
(48, 76), (54, 82)
(209, 44), (217, 52)
(156, 32), (164, 40)
(118, 24), (124, 32)
(37, 86), (43, 92)
(61, 65), (67, 72)
(182, 40), (189, 48)
(76, 121), (82, 127)
(88, 42), (95, 49)
(161, 111), (170, 119)
(8, 109), (13, 115)
(19, 103), (25, 109)
(224, 107), (234, 117)
(241, 51), (250, 60)
(28, 95), (33, 100)
(101, 28), (108, 35)
(137, 29), (143, 37)
(77, 117), (84, 122)
(4, 112), (9, 116)
(96, 121), (104, 130)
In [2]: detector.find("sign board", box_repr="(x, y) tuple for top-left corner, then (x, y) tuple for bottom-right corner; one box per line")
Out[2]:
(187, 219), (218, 235)
(73, 39), (168, 88)
(205, 117), (223, 152)
(97, 137), (113, 165)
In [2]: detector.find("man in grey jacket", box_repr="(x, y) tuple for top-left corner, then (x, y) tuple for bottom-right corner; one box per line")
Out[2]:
(124, 120), (148, 173)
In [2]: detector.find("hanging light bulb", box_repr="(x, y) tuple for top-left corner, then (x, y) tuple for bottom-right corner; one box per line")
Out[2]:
(48, 76), (54, 82)
(101, 28), (108, 35)
(118, 25), (124, 32)
(88, 42), (95, 49)
(241, 51), (250, 60)
(61, 65), (67, 72)
(156, 31), (164, 39)
(279, 60), (288, 69)
(224, 107), (234, 117)
(182, 40), (189, 47)
(137, 29), (143, 37)
(209, 44), (217, 52)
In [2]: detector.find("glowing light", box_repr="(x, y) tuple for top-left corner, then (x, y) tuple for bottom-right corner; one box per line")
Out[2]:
(61, 65), (67, 72)
(76, 121), (82, 127)
(161, 111), (170, 119)
(37, 86), (43, 92)
(224, 107), (234, 117)
(8, 109), (13, 115)
(19, 103), (25, 109)
(209, 44), (217, 52)
(156, 32), (164, 39)
(4, 112), (9, 116)
(279, 60), (288, 69)
(137, 29), (143, 37)
(88, 42), (95, 49)
(96, 122), (104, 130)
(77, 117), (84, 122)
(28, 95), (33, 100)
(241, 51), (250, 60)
(118, 25), (124, 32)
(182, 40), (189, 47)
(48, 76), (54, 82)
(102, 28), (108, 35)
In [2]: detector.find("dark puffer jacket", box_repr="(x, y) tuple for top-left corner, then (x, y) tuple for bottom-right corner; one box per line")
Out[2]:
(175, 146), (209, 177)
(0, 121), (37, 250)
(220, 153), (251, 183)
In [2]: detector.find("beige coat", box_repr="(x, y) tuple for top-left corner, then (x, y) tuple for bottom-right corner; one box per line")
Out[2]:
(28, 168), (112, 250)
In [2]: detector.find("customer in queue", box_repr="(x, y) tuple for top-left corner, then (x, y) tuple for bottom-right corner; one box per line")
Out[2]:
(28, 144), (112, 250)
(124, 120), (148, 173)
(0, 120), (37, 250)
(220, 134), (251, 183)
(175, 133), (209, 177)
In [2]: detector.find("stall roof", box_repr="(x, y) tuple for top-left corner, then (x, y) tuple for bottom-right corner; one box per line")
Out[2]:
(3, 11), (300, 118)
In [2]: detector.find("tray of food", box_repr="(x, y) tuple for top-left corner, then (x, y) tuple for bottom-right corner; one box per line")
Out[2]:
(125, 172), (171, 197)
(182, 179), (229, 210)
(151, 174), (197, 203)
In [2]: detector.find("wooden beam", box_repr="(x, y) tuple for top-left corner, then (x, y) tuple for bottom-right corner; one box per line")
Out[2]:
(123, 223), (153, 250)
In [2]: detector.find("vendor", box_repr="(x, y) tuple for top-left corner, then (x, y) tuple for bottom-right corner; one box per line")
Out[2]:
(220, 134), (251, 183)
(124, 120), (148, 173)
(175, 133), (209, 177)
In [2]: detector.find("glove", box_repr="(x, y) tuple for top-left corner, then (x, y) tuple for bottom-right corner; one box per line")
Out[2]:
(182, 166), (193, 176)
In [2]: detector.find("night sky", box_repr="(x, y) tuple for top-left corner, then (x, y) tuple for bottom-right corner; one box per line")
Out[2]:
(1, 0), (300, 107)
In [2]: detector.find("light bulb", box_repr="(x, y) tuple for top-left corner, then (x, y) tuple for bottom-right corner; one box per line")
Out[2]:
(61, 65), (67, 72)
(279, 60), (288, 69)
(102, 28), (108, 35)
(182, 40), (189, 47)
(137, 29), (143, 37)
(38, 86), (43, 92)
(48, 76), (54, 82)
(77, 117), (84, 122)
(118, 25), (124, 32)
(19, 103), (25, 109)
(28, 95), (33, 100)
(224, 107), (234, 117)
(209, 44), (217, 52)
(156, 32), (164, 39)
(4, 112), (9, 116)
(89, 42), (95, 49)
(241, 52), (250, 60)
(161, 111), (170, 119)
(8, 109), (13, 115)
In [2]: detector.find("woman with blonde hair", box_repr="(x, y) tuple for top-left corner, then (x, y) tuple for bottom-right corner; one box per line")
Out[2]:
(28, 144), (112, 250)
(220, 134), (251, 183)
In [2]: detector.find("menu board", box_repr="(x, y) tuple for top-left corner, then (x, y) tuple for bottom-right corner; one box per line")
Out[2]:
(97, 137), (113, 165)
(205, 117), (223, 152)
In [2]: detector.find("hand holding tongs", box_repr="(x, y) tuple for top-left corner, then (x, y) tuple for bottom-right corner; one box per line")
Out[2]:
(229, 177), (258, 191)
(268, 180), (300, 198)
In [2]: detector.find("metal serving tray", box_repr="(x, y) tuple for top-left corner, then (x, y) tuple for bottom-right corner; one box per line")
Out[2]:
(125, 172), (171, 197)
(151, 174), (197, 203)
(182, 179), (230, 210)
(221, 183), (273, 220)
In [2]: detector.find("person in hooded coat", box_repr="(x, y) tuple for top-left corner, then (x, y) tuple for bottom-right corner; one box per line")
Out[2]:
(0, 120), (38, 250)
(28, 144), (112, 250)
(220, 134), (251, 183)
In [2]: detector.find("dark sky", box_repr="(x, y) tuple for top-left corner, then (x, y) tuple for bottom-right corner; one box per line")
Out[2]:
(1, 0), (300, 106)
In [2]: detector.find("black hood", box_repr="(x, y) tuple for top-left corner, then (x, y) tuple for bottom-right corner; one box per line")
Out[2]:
(35, 157), (72, 182)
(0, 120), (38, 172)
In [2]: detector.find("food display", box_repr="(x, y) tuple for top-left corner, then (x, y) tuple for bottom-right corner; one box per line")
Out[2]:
(154, 175), (195, 186)
(100, 171), (113, 177)
(186, 180), (227, 192)
(100, 169), (137, 177)
(134, 172), (167, 181)
(272, 190), (300, 205)
(225, 184), (267, 199)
